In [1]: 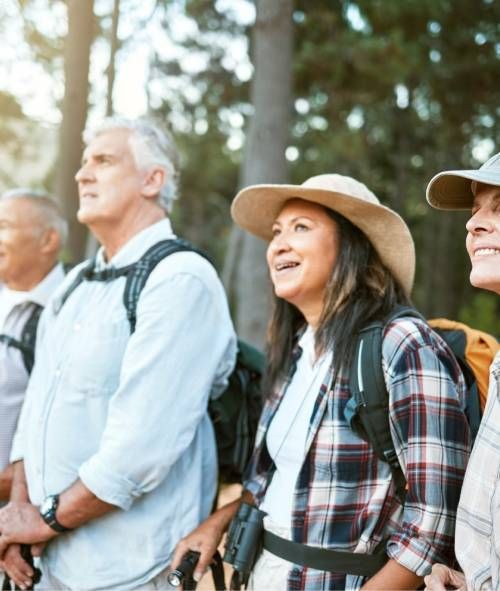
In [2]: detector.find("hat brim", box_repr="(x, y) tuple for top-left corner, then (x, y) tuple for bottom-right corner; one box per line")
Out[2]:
(231, 183), (415, 295)
(426, 169), (500, 210)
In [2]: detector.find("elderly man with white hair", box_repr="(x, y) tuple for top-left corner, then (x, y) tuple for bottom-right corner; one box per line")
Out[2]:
(0, 189), (66, 504)
(0, 119), (236, 590)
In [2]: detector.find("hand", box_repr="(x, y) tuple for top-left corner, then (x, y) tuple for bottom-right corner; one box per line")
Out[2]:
(0, 501), (57, 558)
(170, 513), (227, 583)
(424, 563), (466, 590)
(31, 542), (47, 557)
(0, 544), (34, 591)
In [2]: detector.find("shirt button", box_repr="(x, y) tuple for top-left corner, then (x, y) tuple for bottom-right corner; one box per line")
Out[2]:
(74, 323), (81, 331)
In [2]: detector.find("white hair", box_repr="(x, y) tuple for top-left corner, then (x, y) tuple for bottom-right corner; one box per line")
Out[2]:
(83, 117), (180, 213)
(0, 188), (68, 249)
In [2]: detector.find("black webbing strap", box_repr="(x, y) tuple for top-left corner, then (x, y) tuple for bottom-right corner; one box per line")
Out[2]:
(19, 304), (43, 373)
(0, 303), (43, 374)
(263, 530), (388, 577)
(229, 570), (242, 590)
(55, 239), (210, 334)
(210, 551), (226, 591)
(122, 238), (208, 333)
(0, 334), (29, 356)
(56, 259), (95, 312)
(56, 258), (134, 312)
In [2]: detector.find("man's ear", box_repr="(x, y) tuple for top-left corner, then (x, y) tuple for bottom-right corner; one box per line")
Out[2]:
(40, 228), (61, 255)
(142, 167), (166, 199)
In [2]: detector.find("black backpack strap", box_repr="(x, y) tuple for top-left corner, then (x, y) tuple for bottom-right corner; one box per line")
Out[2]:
(0, 303), (44, 374)
(346, 305), (422, 504)
(55, 259), (96, 313)
(19, 303), (43, 373)
(56, 257), (133, 311)
(209, 551), (226, 590)
(55, 239), (210, 334)
(430, 326), (482, 443)
(123, 238), (210, 333)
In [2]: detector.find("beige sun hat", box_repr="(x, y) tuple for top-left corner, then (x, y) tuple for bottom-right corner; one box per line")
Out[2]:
(231, 174), (415, 295)
(426, 151), (500, 210)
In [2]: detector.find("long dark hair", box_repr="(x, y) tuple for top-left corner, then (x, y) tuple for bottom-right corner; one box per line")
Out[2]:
(265, 208), (412, 391)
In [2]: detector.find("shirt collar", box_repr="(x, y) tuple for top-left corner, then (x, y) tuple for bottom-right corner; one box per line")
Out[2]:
(0, 262), (66, 308)
(95, 218), (176, 270)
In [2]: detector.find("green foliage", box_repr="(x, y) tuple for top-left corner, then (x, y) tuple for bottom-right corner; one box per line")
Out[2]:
(152, 0), (251, 268)
(290, 0), (500, 317)
(460, 291), (500, 336)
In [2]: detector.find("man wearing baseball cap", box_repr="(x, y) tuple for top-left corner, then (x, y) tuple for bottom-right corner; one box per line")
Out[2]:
(424, 152), (500, 591)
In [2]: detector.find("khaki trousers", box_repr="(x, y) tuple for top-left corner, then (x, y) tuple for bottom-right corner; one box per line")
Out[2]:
(247, 517), (291, 591)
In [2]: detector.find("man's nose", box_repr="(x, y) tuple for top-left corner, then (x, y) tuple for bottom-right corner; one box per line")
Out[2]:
(466, 209), (493, 234)
(75, 162), (92, 183)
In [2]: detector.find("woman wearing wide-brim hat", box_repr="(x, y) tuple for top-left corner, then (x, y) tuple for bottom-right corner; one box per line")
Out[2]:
(171, 174), (470, 590)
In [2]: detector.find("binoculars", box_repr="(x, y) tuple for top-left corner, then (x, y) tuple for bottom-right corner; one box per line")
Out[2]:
(223, 502), (266, 585)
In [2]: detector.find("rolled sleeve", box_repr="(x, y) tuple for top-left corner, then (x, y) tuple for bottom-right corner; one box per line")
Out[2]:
(78, 266), (236, 509)
(79, 456), (140, 510)
(9, 432), (25, 464)
(384, 323), (471, 573)
(243, 474), (269, 506)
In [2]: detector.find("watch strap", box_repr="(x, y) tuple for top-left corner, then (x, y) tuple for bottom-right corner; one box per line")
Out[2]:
(40, 494), (71, 533)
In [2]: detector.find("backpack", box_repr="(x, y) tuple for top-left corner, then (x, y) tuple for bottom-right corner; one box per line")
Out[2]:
(0, 304), (43, 374)
(347, 305), (499, 502)
(58, 238), (265, 484)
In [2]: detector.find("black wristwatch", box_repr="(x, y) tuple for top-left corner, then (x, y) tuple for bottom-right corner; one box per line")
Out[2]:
(39, 494), (71, 533)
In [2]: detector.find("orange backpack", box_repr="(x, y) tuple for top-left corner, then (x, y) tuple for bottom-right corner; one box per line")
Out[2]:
(429, 318), (500, 412)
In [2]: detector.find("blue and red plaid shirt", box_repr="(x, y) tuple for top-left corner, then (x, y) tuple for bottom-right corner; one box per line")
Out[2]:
(244, 317), (471, 590)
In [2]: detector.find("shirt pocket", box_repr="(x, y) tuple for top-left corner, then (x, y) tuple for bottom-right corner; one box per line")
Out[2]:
(64, 311), (129, 398)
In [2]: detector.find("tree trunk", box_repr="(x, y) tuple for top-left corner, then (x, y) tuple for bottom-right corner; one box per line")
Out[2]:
(224, 0), (293, 348)
(54, 0), (94, 263)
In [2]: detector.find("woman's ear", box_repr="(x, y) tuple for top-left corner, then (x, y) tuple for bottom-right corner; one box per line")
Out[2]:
(142, 167), (166, 199)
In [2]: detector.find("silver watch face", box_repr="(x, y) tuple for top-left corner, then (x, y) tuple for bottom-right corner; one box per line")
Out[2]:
(40, 495), (56, 516)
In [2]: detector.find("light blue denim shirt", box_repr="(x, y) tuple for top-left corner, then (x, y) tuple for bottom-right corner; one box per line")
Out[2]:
(11, 219), (237, 590)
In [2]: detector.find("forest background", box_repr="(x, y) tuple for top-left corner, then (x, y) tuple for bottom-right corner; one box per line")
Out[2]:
(1, 0), (499, 347)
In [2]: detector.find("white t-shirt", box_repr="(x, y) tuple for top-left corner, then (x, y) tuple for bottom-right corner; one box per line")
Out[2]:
(260, 325), (332, 527)
(0, 288), (31, 331)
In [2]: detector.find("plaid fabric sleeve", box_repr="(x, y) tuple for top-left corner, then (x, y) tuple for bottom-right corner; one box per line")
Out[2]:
(382, 318), (471, 575)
